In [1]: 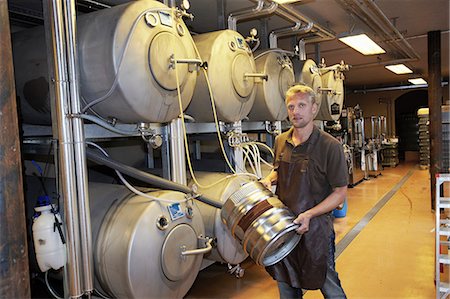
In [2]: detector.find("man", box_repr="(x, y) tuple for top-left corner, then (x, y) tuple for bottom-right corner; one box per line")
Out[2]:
(260, 84), (347, 298)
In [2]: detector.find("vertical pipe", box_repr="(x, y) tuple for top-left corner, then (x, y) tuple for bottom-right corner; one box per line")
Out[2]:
(169, 118), (187, 184)
(259, 19), (269, 49)
(428, 30), (442, 210)
(232, 121), (244, 173)
(315, 43), (321, 64)
(216, 0), (226, 30)
(0, 1), (31, 298)
(162, 124), (172, 180)
(63, 0), (93, 294)
(43, 0), (83, 297)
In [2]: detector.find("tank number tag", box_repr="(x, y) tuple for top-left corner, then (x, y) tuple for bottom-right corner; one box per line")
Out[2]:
(331, 103), (340, 115)
(235, 37), (246, 50)
(167, 203), (185, 221)
(159, 11), (173, 27)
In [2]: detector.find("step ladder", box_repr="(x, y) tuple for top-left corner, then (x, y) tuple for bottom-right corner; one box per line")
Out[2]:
(436, 173), (450, 299)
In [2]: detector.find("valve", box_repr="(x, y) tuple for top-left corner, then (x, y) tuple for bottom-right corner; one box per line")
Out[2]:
(227, 263), (245, 278)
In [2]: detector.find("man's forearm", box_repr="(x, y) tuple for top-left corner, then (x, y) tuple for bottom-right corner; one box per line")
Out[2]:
(306, 186), (347, 218)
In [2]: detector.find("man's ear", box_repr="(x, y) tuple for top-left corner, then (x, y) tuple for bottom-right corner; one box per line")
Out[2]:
(312, 102), (318, 115)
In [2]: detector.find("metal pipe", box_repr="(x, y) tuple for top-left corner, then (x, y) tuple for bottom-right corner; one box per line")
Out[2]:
(169, 118), (187, 185)
(43, 0), (83, 296)
(244, 73), (268, 80)
(86, 149), (224, 209)
(362, 0), (420, 59)
(352, 82), (448, 93)
(269, 18), (313, 48)
(228, 0), (278, 31)
(337, 0), (419, 60)
(350, 58), (415, 70)
(0, 1), (31, 297)
(181, 238), (213, 256)
(62, 0), (93, 295)
(276, 3), (335, 40)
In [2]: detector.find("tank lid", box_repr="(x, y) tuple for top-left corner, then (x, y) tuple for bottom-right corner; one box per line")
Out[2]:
(231, 53), (255, 99)
(161, 223), (198, 281)
(149, 31), (188, 91)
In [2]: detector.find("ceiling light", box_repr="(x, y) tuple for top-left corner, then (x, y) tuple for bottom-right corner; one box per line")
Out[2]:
(408, 78), (427, 85)
(385, 64), (413, 74)
(272, 0), (301, 4)
(338, 33), (386, 55)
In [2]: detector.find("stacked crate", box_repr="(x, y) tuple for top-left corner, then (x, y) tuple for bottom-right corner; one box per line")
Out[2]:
(381, 141), (399, 167)
(417, 108), (430, 169)
(417, 106), (450, 172)
(443, 106), (450, 173)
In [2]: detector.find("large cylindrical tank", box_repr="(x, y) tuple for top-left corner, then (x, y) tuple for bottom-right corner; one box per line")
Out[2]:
(13, 0), (197, 124)
(247, 50), (294, 121)
(90, 184), (205, 298)
(293, 59), (323, 119)
(188, 172), (250, 265)
(185, 30), (257, 123)
(315, 69), (345, 121)
(25, 177), (205, 298)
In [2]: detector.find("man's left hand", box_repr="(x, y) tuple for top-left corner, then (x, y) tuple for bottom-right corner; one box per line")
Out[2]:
(293, 212), (312, 234)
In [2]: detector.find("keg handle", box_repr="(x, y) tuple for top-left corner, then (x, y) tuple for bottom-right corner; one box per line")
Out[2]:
(244, 73), (268, 81)
(318, 87), (342, 95)
(180, 236), (213, 256)
(169, 54), (204, 72)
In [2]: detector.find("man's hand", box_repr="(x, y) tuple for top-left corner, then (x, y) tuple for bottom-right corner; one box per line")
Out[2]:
(293, 211), (313, 234)
(259, 178), (272, 190)
(259, 170), (277, 190)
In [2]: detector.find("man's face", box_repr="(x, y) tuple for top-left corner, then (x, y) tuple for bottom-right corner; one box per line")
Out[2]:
(286, 93), (317, 128)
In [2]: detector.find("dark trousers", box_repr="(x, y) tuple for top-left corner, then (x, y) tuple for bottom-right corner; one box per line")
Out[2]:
(277, 231), (346, 299)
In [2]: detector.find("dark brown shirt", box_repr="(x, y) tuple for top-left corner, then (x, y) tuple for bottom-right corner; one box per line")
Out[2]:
(274, 125), (348, 204)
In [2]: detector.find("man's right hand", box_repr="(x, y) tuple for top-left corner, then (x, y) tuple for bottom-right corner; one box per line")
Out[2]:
(259, 178), (272, 190)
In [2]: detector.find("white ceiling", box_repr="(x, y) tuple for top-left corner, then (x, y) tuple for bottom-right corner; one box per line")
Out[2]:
(7, 0), (450, 89)
(186, 0), (449, 89)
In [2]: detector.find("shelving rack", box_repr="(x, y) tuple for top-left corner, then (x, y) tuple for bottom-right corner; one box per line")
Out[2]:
(436, 173), (450, 299)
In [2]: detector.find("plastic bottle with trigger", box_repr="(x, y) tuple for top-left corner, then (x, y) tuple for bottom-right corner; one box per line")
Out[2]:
(32, 196), (66, 272)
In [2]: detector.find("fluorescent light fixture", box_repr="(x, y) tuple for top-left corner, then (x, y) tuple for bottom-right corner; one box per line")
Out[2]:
(272, 0), (301, 4)
(408, 78), (427, 85)
(338, 33), (386, 55)
(385, 64), (413, 74)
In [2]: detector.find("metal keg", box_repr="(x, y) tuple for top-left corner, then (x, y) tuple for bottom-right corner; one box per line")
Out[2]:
(315, 69), (345, 121)
(221, 181), (300, 266)
(186, 30), (259, 123)
(247, 50), (295, 121)
(13, 0), (197, 124)
(293, 59), (323, 119)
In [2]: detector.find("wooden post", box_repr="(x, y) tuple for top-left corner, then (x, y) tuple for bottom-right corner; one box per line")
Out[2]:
(0, 0), (31, 297)
(428, 30), (443, 210)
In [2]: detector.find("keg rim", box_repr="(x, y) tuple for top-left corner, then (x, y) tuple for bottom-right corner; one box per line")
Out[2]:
(259, 222), (301, 266)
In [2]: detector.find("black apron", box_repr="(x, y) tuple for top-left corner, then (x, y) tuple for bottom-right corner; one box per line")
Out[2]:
(266, 129), (331, 290)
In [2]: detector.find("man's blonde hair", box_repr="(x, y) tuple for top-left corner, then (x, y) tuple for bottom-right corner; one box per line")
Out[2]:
(285, 84), (316, 105)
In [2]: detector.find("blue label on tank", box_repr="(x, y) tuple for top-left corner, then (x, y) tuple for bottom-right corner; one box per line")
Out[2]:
(168, 203), (185, 221)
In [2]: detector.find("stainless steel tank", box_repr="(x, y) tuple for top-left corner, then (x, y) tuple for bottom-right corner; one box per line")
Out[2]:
(188, 172), (249, 265)
(315, 69), (345, 121)
(247, 50), (294, 121)
(90, 184), (206, 299)
(185, 30), (258, 123)
(293, 59), (323, 119)
(191, 172), (301, 267)
(13, 0), (197, 124)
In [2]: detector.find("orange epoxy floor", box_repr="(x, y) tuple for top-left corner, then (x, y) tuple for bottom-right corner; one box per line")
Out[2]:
(185, 163), (436, 299)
